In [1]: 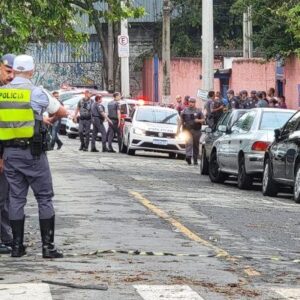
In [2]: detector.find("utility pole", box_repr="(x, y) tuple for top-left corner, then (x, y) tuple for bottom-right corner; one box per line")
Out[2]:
(243, 12), (249, 58)
(120, 0), (130, 97)
(162, 0), (171, 104)
(243, 6), (253, 58)
(202, 0), (214, 92)
(248, 5), (253, 58)
(107, 3), (114, 92)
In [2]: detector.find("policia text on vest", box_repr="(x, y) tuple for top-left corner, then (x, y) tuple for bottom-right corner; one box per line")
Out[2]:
(0, 89), (34, 141)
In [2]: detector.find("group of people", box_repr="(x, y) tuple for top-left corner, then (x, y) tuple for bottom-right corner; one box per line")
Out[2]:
(175, 88), (288, 165)
(72, 91), (123, 153)
(0, 54), (66, 258)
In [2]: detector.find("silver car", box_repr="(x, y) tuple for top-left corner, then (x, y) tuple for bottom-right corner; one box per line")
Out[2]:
(209, 108), (296, 189)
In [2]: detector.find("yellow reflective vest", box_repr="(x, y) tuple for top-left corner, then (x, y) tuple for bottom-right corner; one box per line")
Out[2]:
(0, 88), (35, 140)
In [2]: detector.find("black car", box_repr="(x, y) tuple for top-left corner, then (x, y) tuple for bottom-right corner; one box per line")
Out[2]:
(200, 109), (247, 175)
(263, 110), (300, 203)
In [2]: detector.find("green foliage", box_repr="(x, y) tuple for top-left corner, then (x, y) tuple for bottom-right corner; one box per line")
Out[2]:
(0, 0), (86, 55)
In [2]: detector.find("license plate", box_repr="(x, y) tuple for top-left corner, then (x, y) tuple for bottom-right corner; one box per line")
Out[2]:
(153, 139), (168, 146)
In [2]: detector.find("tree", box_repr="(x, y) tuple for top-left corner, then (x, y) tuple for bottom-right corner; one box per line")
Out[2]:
(71, 0), (145, 91)
(231, 0), (300, 59)
(0, 0), (85, 55)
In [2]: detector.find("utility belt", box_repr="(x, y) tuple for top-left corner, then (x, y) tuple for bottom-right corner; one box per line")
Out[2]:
(3, 139), (31, 149)
(80, 115), (91, 121)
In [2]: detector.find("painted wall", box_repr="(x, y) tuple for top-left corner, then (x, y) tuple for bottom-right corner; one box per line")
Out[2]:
(231, 58), (276, 95)
(284, 55), (300, 109)
(143, 58), (223, 105)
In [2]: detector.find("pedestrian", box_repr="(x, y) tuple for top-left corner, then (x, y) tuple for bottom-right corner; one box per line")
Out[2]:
(0, 54), (15, 254)
(261, 91), (269, 105)
(50, 91), (63, 150)
(107, 92), (122, 152)
(175, 95), (184, 114)
(256, 91), (269, 107)
(183, 95), (190, 108)
(267, 87), (278, 104)
(91, 95), (111, 152)
(239, 90), (248, 109)
(278, 96), (287, 109)
(73, 90), (93, 151)
(226, 89), (240, 110)
(178, 97), (205, 165)
(0, 54), (67, 258)
(216, 91), (228, 108)
(244, 90), (257, 109)
(204, 91), (224, 129)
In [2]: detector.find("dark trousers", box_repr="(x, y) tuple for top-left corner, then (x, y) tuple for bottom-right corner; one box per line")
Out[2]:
(79, 119), (92, 149)
(50, 120), (62, 149)
(185, 129), (201, 160)
(91, 118), (107, 150)
(107, 120), (122, 151)
(0, 173), (12, 243)
(3, 148), (55, 220)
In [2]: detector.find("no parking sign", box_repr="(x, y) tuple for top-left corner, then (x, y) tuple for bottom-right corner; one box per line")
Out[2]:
(118, 35), (130, 58)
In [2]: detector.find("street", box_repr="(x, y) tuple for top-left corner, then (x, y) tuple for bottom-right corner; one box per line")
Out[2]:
(1, 136), (299, 300)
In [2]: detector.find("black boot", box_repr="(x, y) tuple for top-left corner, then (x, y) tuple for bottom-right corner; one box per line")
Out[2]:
(90, 148), (99, 152)
(40, 216), (63, 259)
(186, 157), (192, 165)
(10, 218), (26, 257)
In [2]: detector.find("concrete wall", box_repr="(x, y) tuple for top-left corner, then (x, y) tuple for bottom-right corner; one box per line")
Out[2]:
(284, 55), (300, 109)
(231, 58), (276, 94)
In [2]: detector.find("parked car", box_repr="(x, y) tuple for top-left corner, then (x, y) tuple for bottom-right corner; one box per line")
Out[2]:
(66, 97), (139, 139)
(262, 110), (300, 203)
(121, 106), (186, 157)
(200, 109), (247, 175)
(209, 108), (296, 189)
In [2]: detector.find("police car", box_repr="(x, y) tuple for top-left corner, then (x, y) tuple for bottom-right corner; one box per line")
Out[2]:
(121, 106), (186, 157)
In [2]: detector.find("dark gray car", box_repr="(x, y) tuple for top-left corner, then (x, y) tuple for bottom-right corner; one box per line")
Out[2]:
(200, 109), (247, 175)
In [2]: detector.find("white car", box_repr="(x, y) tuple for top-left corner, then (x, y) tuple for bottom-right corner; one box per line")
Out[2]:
(121, 106), (186, 157)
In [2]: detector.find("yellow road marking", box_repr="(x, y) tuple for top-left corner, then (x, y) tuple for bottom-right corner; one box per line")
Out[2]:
(129, 191), (232, 259)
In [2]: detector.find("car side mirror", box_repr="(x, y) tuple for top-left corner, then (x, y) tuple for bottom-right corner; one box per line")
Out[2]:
(205, 127), (212, 134)
(218, 125), (227, 133)
(274, 128), (281, 142)
(124, 117), (132, 123)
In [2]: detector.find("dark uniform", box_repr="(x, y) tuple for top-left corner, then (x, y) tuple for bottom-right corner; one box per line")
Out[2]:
(243, 97), (257, 109)
(91, 101), (108, 152)
(228, 96), (241, 110)
(181, 107), (204, 164)
(107, 100), (122, 152)
(77, 98), (93, 151)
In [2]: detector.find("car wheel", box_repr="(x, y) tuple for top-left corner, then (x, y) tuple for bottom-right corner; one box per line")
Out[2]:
(262, 159), (278, 197)
(293, 164), (300, 203)
(120, 136), (127, 154)
(67, 134), (77, 139)
(127, 135), (135, 156)
(200, 147), (209, 175)
(169, 153), (176, 159)
(208, 151), (227, 183)
(177, 154), (186, 160)
(237, 156), (253, 190)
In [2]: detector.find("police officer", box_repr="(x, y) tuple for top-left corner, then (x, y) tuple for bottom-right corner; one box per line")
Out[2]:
(91, 95), (111, 152)
(0, 55), (67, 258)
(227, 89), (240, 110)
(178, 97), (205, 165)
(244, 90), (258, 109)
(107, 92), (122, 152)
(0, 54), (15, 254)
(73, 90), (93, 151)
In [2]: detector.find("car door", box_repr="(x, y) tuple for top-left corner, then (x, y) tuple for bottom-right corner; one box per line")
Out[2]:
(227, 111), (256, 172)
(272, 112), (300, 180)
(283, 112), (300, 181)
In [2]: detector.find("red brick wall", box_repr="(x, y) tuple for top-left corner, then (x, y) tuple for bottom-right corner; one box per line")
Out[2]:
(231, 59), (276, 95)
(284, 55), (300, 109)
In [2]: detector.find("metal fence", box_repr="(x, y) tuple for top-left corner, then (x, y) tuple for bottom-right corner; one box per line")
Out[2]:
(27, 41), (102, 64)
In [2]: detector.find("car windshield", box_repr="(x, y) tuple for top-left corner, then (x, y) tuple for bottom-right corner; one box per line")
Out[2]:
(136, 109), (178, 125)
(260, 111), (294, 130)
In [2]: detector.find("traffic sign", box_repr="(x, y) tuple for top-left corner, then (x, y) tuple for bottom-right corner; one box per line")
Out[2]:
(118, 35), (130, 58)
(197, 89), (209, 101)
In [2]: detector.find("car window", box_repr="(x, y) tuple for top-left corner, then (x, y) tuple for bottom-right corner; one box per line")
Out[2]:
(260, 111), (296, 131)
(120, 104), (127, 115)
(220, 113), (231, 126)
(136, 109), (178, 125)
(281, 111), (300, 136)
(231, 111), (255, 133)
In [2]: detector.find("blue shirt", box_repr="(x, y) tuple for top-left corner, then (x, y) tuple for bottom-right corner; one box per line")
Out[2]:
(9, 77), (49, 114)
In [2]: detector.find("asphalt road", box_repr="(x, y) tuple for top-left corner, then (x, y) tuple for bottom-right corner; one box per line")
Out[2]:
(0, 136), (299, 300)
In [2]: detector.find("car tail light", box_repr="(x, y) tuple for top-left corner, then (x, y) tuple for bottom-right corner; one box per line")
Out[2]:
(251, 141), (270, 152)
